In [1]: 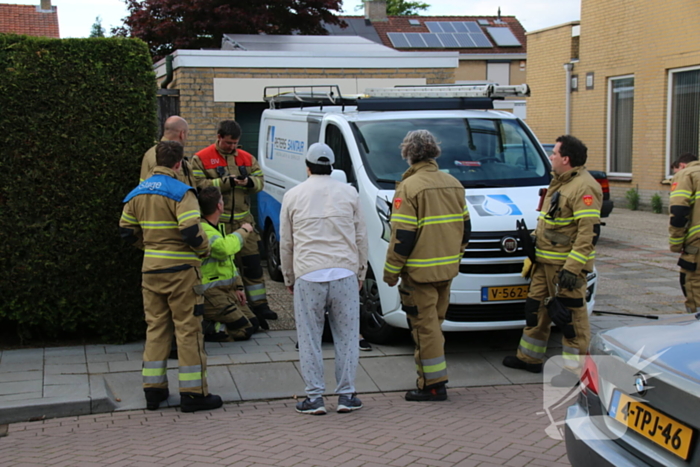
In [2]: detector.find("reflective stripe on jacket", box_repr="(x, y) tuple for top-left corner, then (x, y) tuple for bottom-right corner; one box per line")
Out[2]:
(669, 160), (700, 255)
(190, 145), (264, 228)
(534, 166), (602, 275)
(198, 222), (249, 293)
(119, 167), (210, 272)
(384, 160), (469, 284)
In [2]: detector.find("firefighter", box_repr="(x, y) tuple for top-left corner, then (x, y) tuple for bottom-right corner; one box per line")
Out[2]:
(502, 135), (602, 388)
(140, 116), (195, 187)
(383, 130), (471, 402)
(669, 152), (700, 313)
(190, 120), (278, 329)
(120, 141), (222, 413)
(197, 186), (260, 341)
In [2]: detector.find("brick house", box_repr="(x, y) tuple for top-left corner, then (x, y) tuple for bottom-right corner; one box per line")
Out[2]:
(526, 0), (700, 210)
(154, 36), (457, 156)
(0, 0), (59, 38)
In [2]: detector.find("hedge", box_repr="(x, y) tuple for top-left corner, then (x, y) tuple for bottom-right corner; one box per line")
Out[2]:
(0, 34), (157, 343)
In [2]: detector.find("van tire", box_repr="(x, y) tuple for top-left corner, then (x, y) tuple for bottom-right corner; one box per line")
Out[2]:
(360, 271), (396, 344)
(264, 223), (284, 282)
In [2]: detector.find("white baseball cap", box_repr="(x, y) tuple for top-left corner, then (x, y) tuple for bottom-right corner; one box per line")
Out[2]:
(306, 142), (335, 165)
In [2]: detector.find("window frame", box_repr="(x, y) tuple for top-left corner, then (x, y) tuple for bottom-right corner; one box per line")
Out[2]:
(666, 65), (700, 179)
(606, 74), (635, 177)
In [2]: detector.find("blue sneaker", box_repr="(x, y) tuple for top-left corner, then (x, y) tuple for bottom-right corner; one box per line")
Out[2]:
(295, 397), (326, 415)
(337, 393), (363, 413)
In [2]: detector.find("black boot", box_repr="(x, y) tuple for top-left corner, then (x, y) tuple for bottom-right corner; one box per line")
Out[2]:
(144, 388), (169, 410)
(252, 303), (278, 321)
(405, 384), (447, 402)
(180, 392), (223, 413)
(502, 355), (542, 373)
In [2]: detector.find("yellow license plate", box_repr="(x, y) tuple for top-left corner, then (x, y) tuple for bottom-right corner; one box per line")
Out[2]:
(608, 389), (695, 460)
(481, 285), (529, 301)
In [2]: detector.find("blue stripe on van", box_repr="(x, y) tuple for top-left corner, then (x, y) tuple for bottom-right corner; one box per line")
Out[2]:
(258, 191), (282, 238)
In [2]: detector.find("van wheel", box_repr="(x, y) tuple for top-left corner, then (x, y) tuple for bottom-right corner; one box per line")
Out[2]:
(264, 224), (284, 282)
(360, 273), (396, 344)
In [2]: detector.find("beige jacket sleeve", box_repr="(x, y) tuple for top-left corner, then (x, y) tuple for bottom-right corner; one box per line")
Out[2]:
(279, 191), (295, 287)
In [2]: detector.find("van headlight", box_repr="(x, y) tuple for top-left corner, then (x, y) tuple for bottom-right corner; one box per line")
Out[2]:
(376, 197), (392, 242)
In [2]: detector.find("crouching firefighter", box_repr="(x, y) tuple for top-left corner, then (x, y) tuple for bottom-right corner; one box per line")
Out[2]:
(668, 153), (700, 313)
(190, 120), (278, 328)
(503, 135), (602, 388)
(197, 186), (260, 341)
(119, 141), (223, 413)
(383, 130), (470, 402)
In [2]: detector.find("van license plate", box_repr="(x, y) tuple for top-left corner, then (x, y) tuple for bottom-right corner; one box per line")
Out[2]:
(608, 389), (694, 460)
(481, 285), (529, 301)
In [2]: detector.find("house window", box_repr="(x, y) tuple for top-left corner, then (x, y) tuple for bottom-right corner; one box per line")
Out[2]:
(607, 76), (634, 175)
(668, 67), (700, 173)
(487, 62), (510, 85)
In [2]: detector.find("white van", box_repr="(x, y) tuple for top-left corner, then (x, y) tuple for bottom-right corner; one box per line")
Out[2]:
(256, 84), (597, 343)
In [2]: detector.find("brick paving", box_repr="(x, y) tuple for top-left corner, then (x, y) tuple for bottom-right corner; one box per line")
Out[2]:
(1, 385), (569, 467)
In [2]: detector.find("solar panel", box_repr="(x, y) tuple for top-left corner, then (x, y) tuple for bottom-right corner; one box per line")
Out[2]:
(470, 33), (493, 47)
(437, 33), (459, 48)
(453, 33), (476, 48)
(387, 33), (410, 48)
(486, 27), (521, 46)
(478, 19), (490, 26)
(451, 22), (468, 33)
(463, 21), (482, 33)
(440, 22), (456, 33)
(405, 33), (427, 47)
(422, 33), (443, 48)
(425, 21), (443, 33)
(408, 19), (421, 26)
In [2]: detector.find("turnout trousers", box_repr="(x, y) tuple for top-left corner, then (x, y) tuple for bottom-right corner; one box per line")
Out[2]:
(141, 267), (208, 395)
(225, 223), (268, 310)
(202, 284), (257, 341)
(400, 274), (451, 390)
(680, 266), (700, 314)
(516, 263), (591, 373)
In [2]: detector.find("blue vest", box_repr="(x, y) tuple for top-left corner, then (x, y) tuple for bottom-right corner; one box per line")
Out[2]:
(123, 174), (194, 203)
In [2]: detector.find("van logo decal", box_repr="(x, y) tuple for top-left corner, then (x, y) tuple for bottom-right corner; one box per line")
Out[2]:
(466, 195), (523, 217)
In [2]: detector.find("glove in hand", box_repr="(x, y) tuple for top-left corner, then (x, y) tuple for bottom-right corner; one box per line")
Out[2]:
(558, 269), (578, 290)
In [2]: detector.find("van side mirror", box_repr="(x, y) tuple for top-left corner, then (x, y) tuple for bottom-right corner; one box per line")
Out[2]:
(330, 169), (347, 184)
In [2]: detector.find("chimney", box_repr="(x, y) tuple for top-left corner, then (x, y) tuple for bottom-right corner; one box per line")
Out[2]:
(364, 0), (388, 22)
(40, 0), (52, 11)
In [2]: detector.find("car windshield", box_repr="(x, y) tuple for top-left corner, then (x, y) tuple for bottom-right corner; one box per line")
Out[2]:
(354, 117), (550, 188)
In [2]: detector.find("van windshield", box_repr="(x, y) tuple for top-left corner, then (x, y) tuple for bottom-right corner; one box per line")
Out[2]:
(353, 118), (550, 189)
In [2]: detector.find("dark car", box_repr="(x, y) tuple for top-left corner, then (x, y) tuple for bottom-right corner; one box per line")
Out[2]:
(541, 143), (613, 218)
(565, 314), (700, 466)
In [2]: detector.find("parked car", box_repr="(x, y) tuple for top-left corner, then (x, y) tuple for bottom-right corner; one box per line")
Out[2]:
(565, 313), (700, 466)
(541, 143), (613, 218)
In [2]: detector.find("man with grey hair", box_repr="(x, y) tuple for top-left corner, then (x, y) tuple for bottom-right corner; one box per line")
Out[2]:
(383, 130), (471, 401)
(280, 142), (369, 415)
(140, 116), (194, 186)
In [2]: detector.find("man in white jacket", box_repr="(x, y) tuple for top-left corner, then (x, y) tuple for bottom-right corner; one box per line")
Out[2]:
(280, 143), (369, 415)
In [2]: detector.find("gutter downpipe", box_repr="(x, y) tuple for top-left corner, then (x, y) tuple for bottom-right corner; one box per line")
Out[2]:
(160, 54), (174, 89)
(563, 62), (574, 134)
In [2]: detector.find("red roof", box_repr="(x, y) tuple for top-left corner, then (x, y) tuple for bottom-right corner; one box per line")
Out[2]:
(0, 3), (59, 38)
(344, 15), (527, 54)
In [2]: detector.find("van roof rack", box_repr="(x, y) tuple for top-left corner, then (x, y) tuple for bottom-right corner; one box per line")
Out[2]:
(264, 83), (530, 112)
(264, 85), (358, 110)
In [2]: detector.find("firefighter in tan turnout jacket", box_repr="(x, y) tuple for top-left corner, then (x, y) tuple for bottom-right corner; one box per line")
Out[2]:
(503, 135), (602, 388)
(190, 120), (278, 328)
(140, 116), (196, 187)
(383, 130), (470, 402)
(120, 141), (223, 413)
(668, 153), (700, 313)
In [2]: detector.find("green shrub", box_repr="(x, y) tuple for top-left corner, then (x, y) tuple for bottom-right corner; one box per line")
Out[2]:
(651, 193), (663, 213)
(0, 35), (157, 343)
(625, 187), (640, 211)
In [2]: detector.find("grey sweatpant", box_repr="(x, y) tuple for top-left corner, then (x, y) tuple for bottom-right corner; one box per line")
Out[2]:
(294, 275), (360, 400)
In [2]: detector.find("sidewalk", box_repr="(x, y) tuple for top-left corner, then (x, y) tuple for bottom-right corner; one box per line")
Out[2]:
(0, 208), (686, 426)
